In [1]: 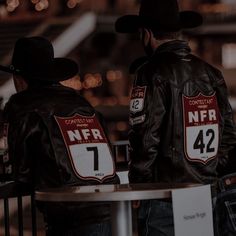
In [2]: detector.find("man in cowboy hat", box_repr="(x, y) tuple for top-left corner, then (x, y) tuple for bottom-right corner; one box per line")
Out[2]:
(115, 0), (236, 235)
(2, 36), (119, 236)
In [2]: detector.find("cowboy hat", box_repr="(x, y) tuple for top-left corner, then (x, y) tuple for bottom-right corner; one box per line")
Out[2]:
(115, 0), (203, 33)
(0, 36), (78, 82)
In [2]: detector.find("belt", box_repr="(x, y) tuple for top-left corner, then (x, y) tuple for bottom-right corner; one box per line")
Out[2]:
(224, 176), (236, 186)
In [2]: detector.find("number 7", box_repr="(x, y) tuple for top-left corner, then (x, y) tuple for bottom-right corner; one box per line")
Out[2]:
(86, 147), (99, 171)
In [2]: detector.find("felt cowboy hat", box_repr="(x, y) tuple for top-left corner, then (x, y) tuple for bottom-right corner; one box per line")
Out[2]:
(0, 36), (78, 82)
(115, 0), (203, 33)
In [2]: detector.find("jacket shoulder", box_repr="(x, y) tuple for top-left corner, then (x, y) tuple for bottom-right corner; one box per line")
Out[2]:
(190, 54), (224, 79)
(4, 91), (30, 116)
(129, 56), (149, 74)
(136, 52), (179, 83)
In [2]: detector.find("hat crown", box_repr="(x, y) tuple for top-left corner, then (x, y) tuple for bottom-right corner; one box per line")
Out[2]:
(12, 37), (54, 73)
(139, 0), (179, 17)
(7, 36), (79, 82)
(115, 0), (203, 33)
(139, 0), (181, 31)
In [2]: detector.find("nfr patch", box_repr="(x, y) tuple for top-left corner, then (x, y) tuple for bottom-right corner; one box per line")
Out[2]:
(55, 114), (115, 182)
(182, 93), (219, 164)
(130, 86), (146, 114)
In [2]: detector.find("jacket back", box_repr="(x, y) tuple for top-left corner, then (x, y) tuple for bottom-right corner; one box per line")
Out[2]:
(129, 40), (236, 185)
(4, 84), (120, 225)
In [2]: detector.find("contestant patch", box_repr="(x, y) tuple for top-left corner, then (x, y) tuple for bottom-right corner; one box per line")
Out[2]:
(55, 114), (115, 182)
(130, 86), (146, 114)
(129, 115), (146, 125)
(182, 93), (219, 164)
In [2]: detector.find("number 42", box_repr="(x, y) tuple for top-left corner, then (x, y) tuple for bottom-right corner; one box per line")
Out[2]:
(193, 129), (215, 154)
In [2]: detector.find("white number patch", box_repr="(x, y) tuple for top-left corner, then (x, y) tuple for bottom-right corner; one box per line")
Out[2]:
(182, 93), (219, 164)
(186, 125), (218, 162)
(130, 99), (144, 113)
(130, 86), (146, 114)
(55, 114), (115, 182)
(69, 143), (115, 180)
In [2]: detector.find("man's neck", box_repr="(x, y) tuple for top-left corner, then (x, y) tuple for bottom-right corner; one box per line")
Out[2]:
(153, 39), (176, 50)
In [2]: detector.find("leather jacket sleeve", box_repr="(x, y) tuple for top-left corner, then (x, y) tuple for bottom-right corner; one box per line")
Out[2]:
(128, 72), (167, 183)
(213, 70), (236, 171)
(6, 111), (42, 187)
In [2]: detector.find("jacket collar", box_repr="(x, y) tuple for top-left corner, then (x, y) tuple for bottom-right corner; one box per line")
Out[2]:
(153, 40), (191, 58)
(129, 40), (191, 73)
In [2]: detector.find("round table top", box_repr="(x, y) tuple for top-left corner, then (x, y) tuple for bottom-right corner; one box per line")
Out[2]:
(35, 183), (201, 202)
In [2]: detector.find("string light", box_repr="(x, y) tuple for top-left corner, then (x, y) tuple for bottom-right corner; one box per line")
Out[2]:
(35, 0), (49, 11)
(67, 0), (81, 9)
(116, 122), (127, 132)
(106, 70), (123, 82)
(6, 0), (19, 12)
(83, 73), (102, 89)
(0, 5), (8, 17)
(1, 0), (82, 14)
(31, 0), (39, 3)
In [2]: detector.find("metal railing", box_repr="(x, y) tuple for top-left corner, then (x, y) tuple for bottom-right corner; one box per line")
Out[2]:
(0, 182), (38, 236)
(0, 141), (130, 236)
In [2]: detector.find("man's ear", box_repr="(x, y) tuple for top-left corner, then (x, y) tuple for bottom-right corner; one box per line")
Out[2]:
(13, 75), (28, 92)
(143, 28), (152, 45)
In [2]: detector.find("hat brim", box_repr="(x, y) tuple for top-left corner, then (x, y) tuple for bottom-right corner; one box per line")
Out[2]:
(115, 11), (203, 33)
(0, 58), (79, 82)
(26, 58), (79, 82)
(0, 64), (18, 74)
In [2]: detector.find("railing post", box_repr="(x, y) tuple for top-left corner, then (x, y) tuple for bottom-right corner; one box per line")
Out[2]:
(31, 194), (37, 236)
(17, 196), (23, 236)
(4, 198), (10, 236)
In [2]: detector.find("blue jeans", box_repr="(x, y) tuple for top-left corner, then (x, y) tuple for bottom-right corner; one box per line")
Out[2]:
(46, 221), (112, 236)
(214, 173), (236, 236)
(138, 200), (174, 236)
(138, 198), (218, 236)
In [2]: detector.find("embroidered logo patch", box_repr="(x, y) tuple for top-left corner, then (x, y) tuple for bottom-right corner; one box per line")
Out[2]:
(182, 93), (219, 164)
(1, 123), (12, 174)
(130, 86), (146, 114)
(129, 115), (146, 125)
(55, 114), (115, 182)
(2, 123), (8, 150)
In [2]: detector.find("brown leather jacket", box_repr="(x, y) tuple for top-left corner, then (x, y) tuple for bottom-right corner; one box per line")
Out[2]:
(129, 40), (236, 185)
(4, 84), (119, 225)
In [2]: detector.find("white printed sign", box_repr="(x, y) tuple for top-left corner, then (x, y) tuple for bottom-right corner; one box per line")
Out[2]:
(172, 185), (214, 236)
(182, 93), (219, 164)
(55, 114), (115, 182)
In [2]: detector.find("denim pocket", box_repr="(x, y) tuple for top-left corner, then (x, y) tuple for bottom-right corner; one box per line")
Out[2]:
(215, 189), (236, 235)
(225, 200), (236, 232)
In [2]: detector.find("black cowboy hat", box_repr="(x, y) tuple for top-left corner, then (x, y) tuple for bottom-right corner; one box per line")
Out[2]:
(115, 0), (203, 33)
(0, 36), (78, 82)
